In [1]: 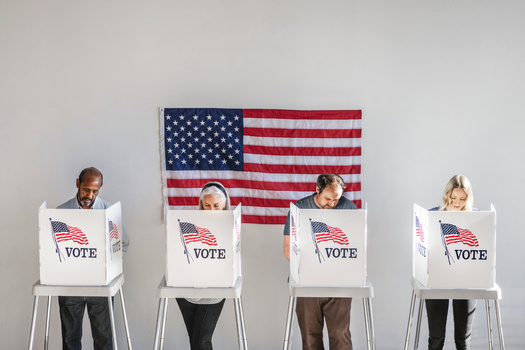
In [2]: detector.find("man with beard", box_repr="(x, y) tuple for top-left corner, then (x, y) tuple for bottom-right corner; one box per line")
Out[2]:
(57, 167), (130, 350)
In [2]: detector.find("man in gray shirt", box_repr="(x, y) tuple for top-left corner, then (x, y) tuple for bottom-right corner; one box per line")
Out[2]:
(283, 173), (356, 350)
(57, 167), (129, 350)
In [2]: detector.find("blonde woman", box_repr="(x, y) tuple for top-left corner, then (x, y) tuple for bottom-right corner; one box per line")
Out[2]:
(176, 182), (230, 349)
(426, 175), (476, 350)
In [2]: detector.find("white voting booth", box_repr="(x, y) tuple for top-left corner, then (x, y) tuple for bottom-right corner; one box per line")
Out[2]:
(405, 205), (503, 350)
(38, 201), (124, 286)
(155, 205), (247, 350)
(413, 204), (497, 289)
(165, 205), (242, 288)
(284, 204), (376, 350)
(289, 204), (367, 287)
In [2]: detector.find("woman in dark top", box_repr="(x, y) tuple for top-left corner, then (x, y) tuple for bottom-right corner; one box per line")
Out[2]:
(176, 182), (230, 350)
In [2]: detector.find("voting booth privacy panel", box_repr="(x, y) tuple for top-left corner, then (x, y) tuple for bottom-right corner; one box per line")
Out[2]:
(413, 204), (496, 289)
(289, 204), (367, 287)
(165, 205), (242, 288)
(38, 202), (123, 286)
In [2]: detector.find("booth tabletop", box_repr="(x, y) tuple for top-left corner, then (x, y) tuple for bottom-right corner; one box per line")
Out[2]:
(32, 274), (125, 297)
(411, 276), (501, 300)
(157, 275), (242, 299)
(288, 277), (374, 298)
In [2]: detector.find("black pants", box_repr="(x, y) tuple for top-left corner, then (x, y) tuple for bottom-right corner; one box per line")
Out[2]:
(176, 298), (225, 350)
(58, 296), (113, 350)
(425, 299), (477, 350)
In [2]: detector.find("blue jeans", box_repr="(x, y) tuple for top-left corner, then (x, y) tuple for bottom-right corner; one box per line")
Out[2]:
(176, 298), (225, 350)
(58, 296), (113, 350)
(425, 299), (477, 350)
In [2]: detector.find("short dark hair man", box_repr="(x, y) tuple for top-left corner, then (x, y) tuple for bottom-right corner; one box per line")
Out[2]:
(57, 167), (130, 350)
(283, 173), (356, 350)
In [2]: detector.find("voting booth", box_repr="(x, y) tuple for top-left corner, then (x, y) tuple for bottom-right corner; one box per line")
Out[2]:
(165, 205), (242, 288)
(38, 201), (124, 286)
(413, 204), (496, 289)
(289, 204), (367, 287)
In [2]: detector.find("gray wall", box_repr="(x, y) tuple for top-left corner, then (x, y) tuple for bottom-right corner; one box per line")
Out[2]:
(1, 0), (524, 348)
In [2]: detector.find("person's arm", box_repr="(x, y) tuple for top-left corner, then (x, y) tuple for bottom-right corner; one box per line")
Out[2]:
(283, 235), (290, 261)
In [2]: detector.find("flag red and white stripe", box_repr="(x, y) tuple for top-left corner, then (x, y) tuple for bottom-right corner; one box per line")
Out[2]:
(161, 108), (362, 224)
(51, 220), (89, 245)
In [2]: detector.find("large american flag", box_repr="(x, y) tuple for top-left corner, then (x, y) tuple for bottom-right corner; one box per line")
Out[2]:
(160, 108), (362, 224)
(51, 220), (89, 245)
(441, 222), (479, 247)
(311, 220), (349, 245)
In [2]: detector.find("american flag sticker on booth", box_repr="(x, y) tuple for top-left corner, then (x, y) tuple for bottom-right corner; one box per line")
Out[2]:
(415, 215), (424, 243)
(178, 220), (219, 264)
(108, 220), (119, 241)
(49, 219), (89, 262)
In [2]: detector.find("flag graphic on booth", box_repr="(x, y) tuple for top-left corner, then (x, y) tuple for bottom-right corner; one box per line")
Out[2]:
(50, 219), (89, 262)
(311, 220), (349, 245)
(178, 220), (218, 264)
(310, 219), (349, 264)
(415, 215), (424, 243)
(51, 220), (89, 245)
(441, 222), (479, 247)
(108, 220), (119, 241)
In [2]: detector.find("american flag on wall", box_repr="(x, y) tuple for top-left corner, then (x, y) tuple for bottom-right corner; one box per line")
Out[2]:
(160, 108), (362, 224)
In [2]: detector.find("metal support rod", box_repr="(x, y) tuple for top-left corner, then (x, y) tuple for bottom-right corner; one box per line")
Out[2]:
(159, 298), (169, 350)
(28, 296), (39, 350)
(153, 298), (165, 350)
(413, 299), (424, 350)
(108, 297), (118, 350)
(44, 296), (52, 350)
(494, 300), (505, 350)
(282, 296), (296, 350)
(404, 291), (417, 350)
(363, 298), (371, 350)
(486, 300), (494, 350)
(118, 288), (132, 349)
(366, 297), (376, 350)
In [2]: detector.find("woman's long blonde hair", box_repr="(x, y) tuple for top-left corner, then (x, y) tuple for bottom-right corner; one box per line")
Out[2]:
(438, 174), (474, 211)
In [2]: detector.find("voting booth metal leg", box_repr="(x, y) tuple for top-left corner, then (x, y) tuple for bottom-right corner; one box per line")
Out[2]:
(28, 296), (39, 350)
(118, 288), (133, 350)
(153, 298), (166, 350)
(486, 300), (494, 350)
(362, 297), (376, 350)
(44, 296), (52, 350)
(156, 298), (170, 350)
(283, 296), (296, 350)
(495, 300), (505, 350)
(108, 297), (118, 350)
(234, 297), (248, 350)
(413, 299), (424, 350)
(404, 291), (417, 350)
